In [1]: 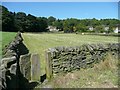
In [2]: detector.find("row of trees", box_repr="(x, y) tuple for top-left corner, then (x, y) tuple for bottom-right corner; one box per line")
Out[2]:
(52, 18), (120, 33)
(1, 5), (120, 33)
(2, 5), (48, 32)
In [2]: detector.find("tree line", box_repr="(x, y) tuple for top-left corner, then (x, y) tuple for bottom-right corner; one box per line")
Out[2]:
(1, 5), (120, 33)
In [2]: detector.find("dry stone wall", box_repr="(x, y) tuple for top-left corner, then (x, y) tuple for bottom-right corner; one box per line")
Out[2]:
(0, 32), (30, 90)
(46, 43), (119, 78)
(0, 32), (41, 90)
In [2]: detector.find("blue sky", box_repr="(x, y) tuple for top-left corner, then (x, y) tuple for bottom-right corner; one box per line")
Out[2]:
(2, 2), (118, 19)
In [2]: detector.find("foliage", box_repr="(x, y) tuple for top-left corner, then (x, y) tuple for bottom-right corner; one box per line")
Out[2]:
(76, 23), (88, 32)
(94, 25), (104, 33)
(2, 6), (15, 32)
(14, 12), (27, 32)
(53, 19), (63, 31)
(1, 5), (48, 32)
(47, 16), (56, 25)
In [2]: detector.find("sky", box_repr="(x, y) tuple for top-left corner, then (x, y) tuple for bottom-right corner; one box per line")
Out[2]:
(1, 0), (120, 2)
(1, 2), (118, 19)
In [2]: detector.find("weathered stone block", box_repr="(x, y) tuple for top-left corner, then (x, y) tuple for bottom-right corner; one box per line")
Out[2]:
(9, 63), (17, 75)
(0, 64), (7, 89)
(31, 53), (41, 81)
(1, 56), (16, 68)
(45, 51), (52, 80)
(19, 53), (31, 80)
(56, 46), (65, 52)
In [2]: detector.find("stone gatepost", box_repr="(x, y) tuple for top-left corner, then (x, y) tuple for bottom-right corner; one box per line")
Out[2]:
(19, 53), (31, 80)
(45, 51), (52, 80)
(31, 53), (41, 81)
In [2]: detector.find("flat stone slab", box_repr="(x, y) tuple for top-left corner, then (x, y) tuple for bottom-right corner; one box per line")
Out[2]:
(19, 53), (31, 80)
(31, 53), (40, 81)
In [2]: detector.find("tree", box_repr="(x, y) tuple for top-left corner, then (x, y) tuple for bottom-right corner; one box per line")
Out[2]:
(53, 19), (63, 31)
(37, 17), (48, 32)
(63, 19), (72, 33)
(2, 5), (15, 32)
(94, 25), (104, 33)
(14, 12), (27, 32)
(63, 18), (79, 33)
(24, 15), (48, 32)
(47, 16), (56, 25)
(76, 23), (88, 32)
(25, 14), (37, 32)
(90, 18), (100, 28)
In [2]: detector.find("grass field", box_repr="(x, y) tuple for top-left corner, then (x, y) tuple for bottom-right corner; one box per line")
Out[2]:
(0, 32), (16, 58)
(22, 33), (118, 75)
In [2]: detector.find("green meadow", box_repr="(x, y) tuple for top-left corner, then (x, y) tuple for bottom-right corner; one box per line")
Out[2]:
(22, 33), (118, 75)
(0, 32), (16, 58)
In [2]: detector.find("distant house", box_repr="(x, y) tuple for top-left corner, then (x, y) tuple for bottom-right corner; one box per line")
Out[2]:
(114, 27), (120, 33)
(88, 26), (94, 31)
(104, 26), (109, 31)
(47, 26), (59, 32)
